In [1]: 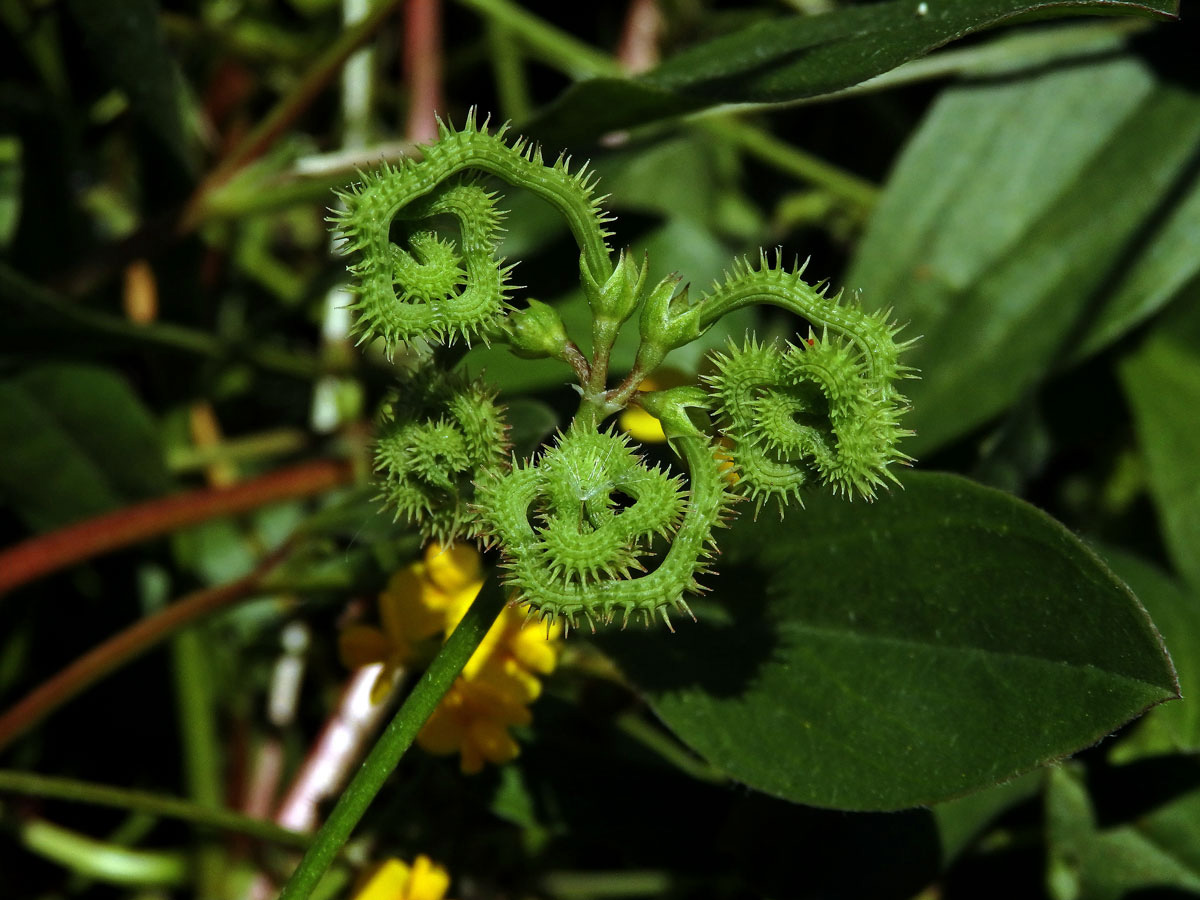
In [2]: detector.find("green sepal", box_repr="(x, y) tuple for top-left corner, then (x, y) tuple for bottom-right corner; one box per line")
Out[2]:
(503, 298), (574, 362)
(635, 274), (708, 374)
(581, 249), (647, 327)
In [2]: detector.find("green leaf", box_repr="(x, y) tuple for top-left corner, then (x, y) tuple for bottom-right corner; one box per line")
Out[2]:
(846, 56), (1200, 454)
(1073, 165), (1200, 360)
(526, 1), (1178, 144)
(0, 364), (170, 531)
(1046, 764), (1200, 900)
(0, 136), (20, 247)
(64, 0), (193, 167)
(1120, 333), (1200, 594)
(1100, 549), (1200, 762)
(600, 472), (1177, 811)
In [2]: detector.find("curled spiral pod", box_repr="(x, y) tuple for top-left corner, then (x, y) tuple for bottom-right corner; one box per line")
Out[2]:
(694, 252), (916, 513)
(375, 374), (509, 545)
(330, 110), (617, 353)
(705, 334), (913, 512)
(474, 390), (735, 631)
(334, 175), (514, 351)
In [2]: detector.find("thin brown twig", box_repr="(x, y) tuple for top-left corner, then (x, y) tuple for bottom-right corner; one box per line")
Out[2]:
(0, 459), (354, 598)
(0, 543), (296, 752)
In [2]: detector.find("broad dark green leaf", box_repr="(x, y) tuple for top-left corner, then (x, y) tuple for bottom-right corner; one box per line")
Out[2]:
(1120, 334), (1200, 593)
(0, 364), (170, 531)
(526, 1), (1178, 144)
(846, 56), (1200, 454)
(1047, 764), (1200, 900)
(1101, 549), (1200, 761)
(64, 0), (192, 167)
(601, 472), (1176, 810)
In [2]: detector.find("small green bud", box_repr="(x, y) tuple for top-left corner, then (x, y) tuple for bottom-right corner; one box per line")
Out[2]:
(581, 249), (648, 326)
(638, 386), (711, 442)
(634, 274), (707, 373)
(504, 299), (572, 360)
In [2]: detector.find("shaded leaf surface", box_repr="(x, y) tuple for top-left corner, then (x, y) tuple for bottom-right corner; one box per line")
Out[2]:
(1047, 764), (1200, 900)
(64, 0), (192, 166)
(527, 0), (1178, 144)
(1101, 549), (1200, 761)
(847, 56), (1200, 454)
(0, 364), (170, 531)
(1120, 334), (1200, 594)
(601, 472), (1176, 810)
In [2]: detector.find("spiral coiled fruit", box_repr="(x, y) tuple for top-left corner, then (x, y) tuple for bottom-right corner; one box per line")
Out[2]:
(375, 374), (509, 544)
(475, 391), (735, 631)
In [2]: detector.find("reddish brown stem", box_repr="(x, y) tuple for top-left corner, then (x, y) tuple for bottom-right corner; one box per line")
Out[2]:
(0, 459), (354, 597)
(404, 0), (443, 143)
(0, 544), (295, 752)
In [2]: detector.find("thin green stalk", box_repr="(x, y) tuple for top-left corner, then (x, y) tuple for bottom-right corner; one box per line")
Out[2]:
(614, 712), (729, 786)
(0, 770), (308, 848)
(278, 577), (507, 900)
(0, 263), (326, 380)
(455, 0), (620, 79)
(487, 21), (532, 121)
(539, 870), (673, 899)
(19, 818), (188, 888)
(171, 627), (225, 896)
(701, 118), (878, 212)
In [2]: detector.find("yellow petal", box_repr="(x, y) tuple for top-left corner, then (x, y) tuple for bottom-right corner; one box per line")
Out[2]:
(406, 855), (451, 900)
(424, 542), (482, 594)
(619, 404), (666, 443)
(352, 859), (411, 900)
(338, 626), (391, 670)
(380, 565), (447, 644)
(440, 580), (483, 631)
(509, 626), (560, 674)
(417, 699), (467, 755)
(468, 717), (521, 765)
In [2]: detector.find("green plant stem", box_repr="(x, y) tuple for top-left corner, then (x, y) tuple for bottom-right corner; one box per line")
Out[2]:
(701, 118), (878, 211)
(539, 870), (673, 899)
(278, 577), (507, 900)
(0, 770), (310, 847)
(19, 818), (188, 888)
(456, 0), (621, 79)
(171, 628), (225, 896)
(614, 712), (729, 785)
(487, 21), (532, 121)
(167, 428), (310, 473)
(1, 263), (327, 379)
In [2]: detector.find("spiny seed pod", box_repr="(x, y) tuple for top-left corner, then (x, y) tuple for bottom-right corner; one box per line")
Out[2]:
(375, 373), (510, 545)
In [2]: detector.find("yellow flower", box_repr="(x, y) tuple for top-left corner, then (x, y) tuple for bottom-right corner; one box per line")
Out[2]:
(418, 603), (561, 773)
(352, 855), (452, 900)
(620, 402), (667, 443)
(339, 543), (484, 704)
(619, 371), (695, 444)
(340, 542), (561, 772)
